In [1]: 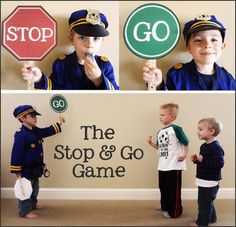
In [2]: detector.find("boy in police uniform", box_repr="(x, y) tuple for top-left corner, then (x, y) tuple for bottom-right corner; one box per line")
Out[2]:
(22, 9), (119, 90)
(10, 105), (65, 218)
(142, 15), (235, 90)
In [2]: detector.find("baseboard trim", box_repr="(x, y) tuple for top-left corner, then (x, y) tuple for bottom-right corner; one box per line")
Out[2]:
(1, 188), (234, 200)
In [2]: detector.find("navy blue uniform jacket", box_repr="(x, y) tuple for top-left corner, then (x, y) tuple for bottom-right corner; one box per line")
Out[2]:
(35, 52), (119, 90)
(166, 60), (235, 90)
(10, 123), (61, 179)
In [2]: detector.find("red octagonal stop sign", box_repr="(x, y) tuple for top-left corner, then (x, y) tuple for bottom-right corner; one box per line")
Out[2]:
(2, 6), (57, 61)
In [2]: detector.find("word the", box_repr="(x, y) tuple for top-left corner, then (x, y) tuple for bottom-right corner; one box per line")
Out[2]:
(80, 125), (115, 140)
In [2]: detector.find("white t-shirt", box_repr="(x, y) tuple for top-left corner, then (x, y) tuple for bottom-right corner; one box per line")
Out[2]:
(195, 178), (219, 187)
(157, 124), (189, 171)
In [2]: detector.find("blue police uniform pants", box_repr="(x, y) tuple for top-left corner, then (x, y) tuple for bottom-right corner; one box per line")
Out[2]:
(196, 184), (219, 226)
(18, 178), (39, 217)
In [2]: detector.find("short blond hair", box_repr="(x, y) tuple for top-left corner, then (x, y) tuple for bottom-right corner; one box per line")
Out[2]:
(199, 117), (223, 136)
(160, 103), (179, 119)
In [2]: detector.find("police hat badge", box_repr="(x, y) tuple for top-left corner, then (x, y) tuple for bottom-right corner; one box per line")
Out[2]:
(69, 9), (109, 37)
(14, 177), (32, 201)
(86, 9), (101, 25)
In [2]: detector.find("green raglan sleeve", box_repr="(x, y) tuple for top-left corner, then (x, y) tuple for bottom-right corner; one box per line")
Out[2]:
(172, 125), (189, 145)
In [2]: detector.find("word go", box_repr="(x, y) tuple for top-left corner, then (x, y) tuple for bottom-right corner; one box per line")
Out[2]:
(133, 21), (170, 42)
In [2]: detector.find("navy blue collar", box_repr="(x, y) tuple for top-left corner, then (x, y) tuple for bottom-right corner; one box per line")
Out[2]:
(189, 60), (222, 90)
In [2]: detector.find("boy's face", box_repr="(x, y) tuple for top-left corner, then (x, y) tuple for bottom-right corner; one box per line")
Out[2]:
(159, 108), (175, 126)
(21, 114), (37, 127)
(197, 121), (214, 141)
(69, 32), (103, 60)
(187, 30), (225, 65)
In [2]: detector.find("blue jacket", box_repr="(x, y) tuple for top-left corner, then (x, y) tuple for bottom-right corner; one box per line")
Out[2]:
(166, 60), (235, 90)
(10, 124), (61, 179)
(194, 141), (224, 181)
(35, 52), (119, 90)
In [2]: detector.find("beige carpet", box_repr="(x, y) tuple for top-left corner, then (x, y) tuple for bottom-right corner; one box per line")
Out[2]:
(1, 199), (235, 226)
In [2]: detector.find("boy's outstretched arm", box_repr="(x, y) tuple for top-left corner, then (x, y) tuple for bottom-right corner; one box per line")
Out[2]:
(147, 136), (158, 149)
(38, 116), (66, 138)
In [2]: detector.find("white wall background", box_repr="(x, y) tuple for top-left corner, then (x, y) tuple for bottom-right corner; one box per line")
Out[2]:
(1, 93), (235, 189)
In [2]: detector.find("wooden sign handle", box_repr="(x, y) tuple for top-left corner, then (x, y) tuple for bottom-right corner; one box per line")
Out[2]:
(23, 61), (35, 90)
(147, 59), (156, 91)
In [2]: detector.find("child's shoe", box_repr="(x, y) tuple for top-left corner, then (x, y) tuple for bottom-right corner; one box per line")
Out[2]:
(162, 211), (171, 218)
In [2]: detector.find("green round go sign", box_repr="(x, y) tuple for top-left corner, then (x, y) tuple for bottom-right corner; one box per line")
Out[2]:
(49, 94), (68, 113)
(123, 3), (180, 59)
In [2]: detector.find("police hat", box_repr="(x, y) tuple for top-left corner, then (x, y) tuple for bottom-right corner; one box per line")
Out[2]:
(69, 9), (109, 37)
(13, 105), (41, 119)
(183, 15), (226, 44)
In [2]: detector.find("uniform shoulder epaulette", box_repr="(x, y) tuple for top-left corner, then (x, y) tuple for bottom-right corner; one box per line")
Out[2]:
(174, 63), (183, 69)
(100, 56), (109, 62)
(58, 54), (66, 60)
